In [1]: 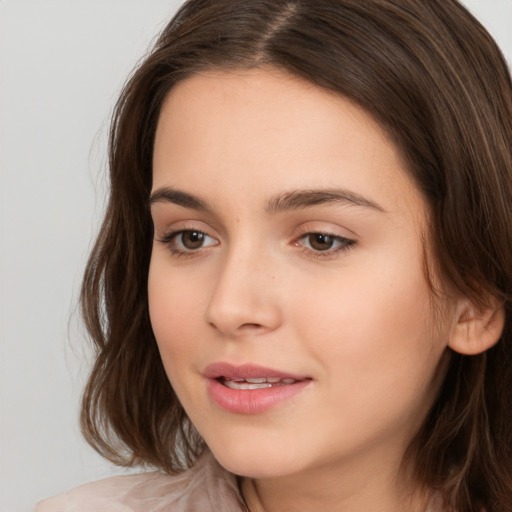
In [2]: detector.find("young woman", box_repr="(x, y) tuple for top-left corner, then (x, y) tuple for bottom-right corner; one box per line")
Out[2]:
(36, 1), (512, 511)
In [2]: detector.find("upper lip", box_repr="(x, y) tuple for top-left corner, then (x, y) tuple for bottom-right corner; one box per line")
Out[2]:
(203, 362), (309, 381)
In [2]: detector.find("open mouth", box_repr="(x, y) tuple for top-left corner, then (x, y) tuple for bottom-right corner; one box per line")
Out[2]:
(205, 364), (312, 413)
(218, 377), (299, 390)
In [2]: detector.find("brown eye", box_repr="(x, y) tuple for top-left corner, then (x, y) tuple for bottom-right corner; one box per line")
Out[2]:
(298, 232), (355, 256)
(180, 231), (207, 250)
(307, 233), (336, 251)
(158, 228), (218, 256)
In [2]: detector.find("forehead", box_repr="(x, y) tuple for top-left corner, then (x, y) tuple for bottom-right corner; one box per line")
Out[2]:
(152, 68), (425, 221)
(155, 68), (392, 165)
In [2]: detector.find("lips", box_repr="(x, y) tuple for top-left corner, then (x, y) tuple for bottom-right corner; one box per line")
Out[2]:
(203, 362), (311, 414)
(203, 362), (308, 381)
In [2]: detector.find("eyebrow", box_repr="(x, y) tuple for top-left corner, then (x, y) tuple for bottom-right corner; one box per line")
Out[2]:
(149, 187), (386, 214)
(149, 188), (213, 212)
(265, 189), (386, 214)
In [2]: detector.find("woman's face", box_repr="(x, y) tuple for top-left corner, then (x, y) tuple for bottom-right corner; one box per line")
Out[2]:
(148, 68), (456, 481)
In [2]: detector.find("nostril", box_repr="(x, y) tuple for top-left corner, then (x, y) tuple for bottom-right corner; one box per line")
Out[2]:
(207, 321), (261, 332)
(205, 287), (281, 335)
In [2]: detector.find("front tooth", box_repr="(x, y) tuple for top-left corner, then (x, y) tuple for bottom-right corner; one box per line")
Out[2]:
(266, 377), (281, 383)
(245, 378), (268, 384)
(224, 380), (273, 390)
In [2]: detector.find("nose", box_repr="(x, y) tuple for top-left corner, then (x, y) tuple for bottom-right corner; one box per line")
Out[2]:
(205, 247), (282, 338)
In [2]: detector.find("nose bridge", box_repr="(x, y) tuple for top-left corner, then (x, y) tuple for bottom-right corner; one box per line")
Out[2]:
(205, 238), (281, 336)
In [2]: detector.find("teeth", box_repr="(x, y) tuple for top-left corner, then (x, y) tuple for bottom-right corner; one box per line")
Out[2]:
(221, 377), (298, 390)
(224, 381), (273, 390)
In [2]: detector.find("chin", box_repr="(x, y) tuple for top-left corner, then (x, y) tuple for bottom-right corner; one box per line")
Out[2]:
(206, 438), (301, 478)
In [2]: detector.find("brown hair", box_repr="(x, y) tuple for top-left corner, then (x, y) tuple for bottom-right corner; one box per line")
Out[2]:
(80, 1), (512, 510)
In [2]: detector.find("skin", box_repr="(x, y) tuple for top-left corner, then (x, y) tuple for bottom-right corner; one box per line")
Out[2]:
(148, 68), (462, 512)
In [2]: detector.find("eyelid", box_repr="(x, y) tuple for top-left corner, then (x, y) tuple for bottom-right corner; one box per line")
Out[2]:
(290, 223), (357, 259)
(156, 225), (220, 257)
(291, 221), (357, 241)
(294, 231), (355, 250)
(155, 221), (356, 260)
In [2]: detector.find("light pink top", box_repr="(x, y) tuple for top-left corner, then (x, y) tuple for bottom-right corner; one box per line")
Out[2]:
(34, 451), (247, 512)
(35, 450), (449, 511)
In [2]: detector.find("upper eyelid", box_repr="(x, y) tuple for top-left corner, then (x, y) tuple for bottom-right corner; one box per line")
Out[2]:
(298, 231), (353, 241)
(292, 221), (358, 240)
(160, 228), (354, 248)
(154, 219), (217, 236)
(152, 215), (224, 238)
(154, 217), (357, 242)
(294, 231), (355, 247)
(150, 200), (360, 226)
(159, 227), (217, 242)
(155, 225), (355, 240)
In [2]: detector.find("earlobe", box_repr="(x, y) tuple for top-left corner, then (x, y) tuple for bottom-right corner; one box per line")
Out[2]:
(448, 296), (505, 355)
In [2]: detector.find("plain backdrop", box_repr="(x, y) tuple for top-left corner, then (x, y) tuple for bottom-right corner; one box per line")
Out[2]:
(1, 1), (511, 511)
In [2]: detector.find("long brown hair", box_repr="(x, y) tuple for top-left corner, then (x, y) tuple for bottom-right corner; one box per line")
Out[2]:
(80, 1), (512, 510)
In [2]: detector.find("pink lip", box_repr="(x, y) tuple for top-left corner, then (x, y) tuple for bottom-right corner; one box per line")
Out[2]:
(203, 362), (308, 381)
(203, 362), (311, 414)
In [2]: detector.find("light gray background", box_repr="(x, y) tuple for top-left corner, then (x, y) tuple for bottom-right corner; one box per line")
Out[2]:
(1, 1), (511, 511)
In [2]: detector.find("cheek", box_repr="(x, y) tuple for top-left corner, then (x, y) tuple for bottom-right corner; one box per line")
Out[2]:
(147, 258), (205, 370)
(291, 252), (447, 395)
(288, 277), (445, 449)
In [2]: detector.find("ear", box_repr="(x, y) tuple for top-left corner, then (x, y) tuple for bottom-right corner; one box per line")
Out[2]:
(449, 295), (505, 355)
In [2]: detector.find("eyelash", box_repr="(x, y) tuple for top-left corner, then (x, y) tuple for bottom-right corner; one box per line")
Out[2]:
(294, 232), (356, 259)
(157, 229), (356, 259)
(157, 229), (218, 258)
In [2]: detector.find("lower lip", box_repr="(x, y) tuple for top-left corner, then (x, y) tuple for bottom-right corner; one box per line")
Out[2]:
(206, 378), (311, 414)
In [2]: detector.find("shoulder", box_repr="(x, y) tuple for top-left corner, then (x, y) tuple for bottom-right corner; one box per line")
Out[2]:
(34, 451), (246, 512)
(33, 471), (176, 512)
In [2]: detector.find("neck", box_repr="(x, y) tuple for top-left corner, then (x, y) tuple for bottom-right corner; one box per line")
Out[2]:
(240, 450), (433, 512)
